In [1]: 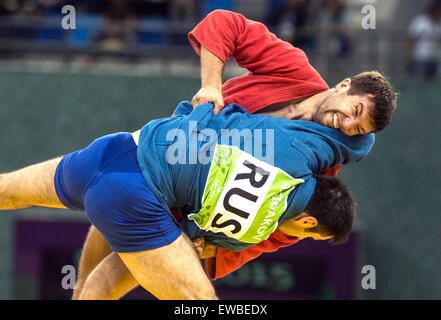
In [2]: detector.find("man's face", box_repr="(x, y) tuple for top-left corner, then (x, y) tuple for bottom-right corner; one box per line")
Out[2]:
(314, 79), (375, 136)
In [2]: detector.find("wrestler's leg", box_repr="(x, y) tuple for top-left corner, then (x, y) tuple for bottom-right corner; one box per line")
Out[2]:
(72, 225), (117, 299)
(0, 157), (67, 210)
(118, 233), (218, 300)
(79, 252), (138, 300)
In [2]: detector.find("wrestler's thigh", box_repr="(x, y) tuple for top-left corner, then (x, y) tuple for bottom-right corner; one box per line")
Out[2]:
(0, 157), (67, 209)
(118, 233), (218, 300)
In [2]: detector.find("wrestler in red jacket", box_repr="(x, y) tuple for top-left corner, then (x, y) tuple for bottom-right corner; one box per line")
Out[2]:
(186, 9), (341, 280)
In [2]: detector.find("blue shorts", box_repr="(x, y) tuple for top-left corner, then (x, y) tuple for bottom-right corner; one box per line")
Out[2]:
(54, 132), (182, 253)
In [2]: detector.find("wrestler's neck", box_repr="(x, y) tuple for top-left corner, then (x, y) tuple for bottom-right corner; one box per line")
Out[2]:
(257, 90), (331, 121)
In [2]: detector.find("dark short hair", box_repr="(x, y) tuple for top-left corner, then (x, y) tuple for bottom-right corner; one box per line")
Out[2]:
(304, 175), (356, 245)
(347, 71), (397, 133)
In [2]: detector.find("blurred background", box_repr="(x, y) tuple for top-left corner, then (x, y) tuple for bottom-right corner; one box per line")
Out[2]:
(0, 0), (440, 299)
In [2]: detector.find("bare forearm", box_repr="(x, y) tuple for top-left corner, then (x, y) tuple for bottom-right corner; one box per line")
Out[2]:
(200, 46), (224, 89)
(192, 46), (225, 113)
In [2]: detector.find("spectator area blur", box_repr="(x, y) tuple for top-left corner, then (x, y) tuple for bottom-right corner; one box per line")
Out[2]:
(0, 0), (440, 79)
(0, 0), (232, 50)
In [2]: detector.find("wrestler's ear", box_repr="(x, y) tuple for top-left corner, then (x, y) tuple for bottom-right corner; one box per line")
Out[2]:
(335, 78), (352, 93)
(294, 212), (318, 229)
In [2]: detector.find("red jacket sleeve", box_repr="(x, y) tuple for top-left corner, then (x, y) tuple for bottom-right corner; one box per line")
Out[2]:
(205, 231), (300, 280)
(188, 9), (312, 78)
